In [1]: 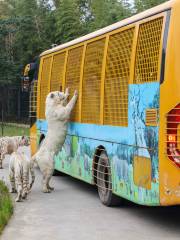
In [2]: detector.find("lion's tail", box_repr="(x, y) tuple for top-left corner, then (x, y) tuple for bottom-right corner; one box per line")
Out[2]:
(29, 154), (37, 190)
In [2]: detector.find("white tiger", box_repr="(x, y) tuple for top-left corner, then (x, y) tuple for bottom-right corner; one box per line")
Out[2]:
(0, 136), (29, 169)
(9, 151), (32, 202)
(30, 88), (78, 193)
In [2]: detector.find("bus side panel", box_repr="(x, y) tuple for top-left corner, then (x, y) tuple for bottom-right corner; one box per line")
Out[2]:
(159, 1), (180, 206)
(53, 82), (160, 206)
(30, 123), (38, 156)
(112, 83), (160, 205)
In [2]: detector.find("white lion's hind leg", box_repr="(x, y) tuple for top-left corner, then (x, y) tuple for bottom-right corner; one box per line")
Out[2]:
(0, 153), (5, 169)
(15, 188), (23, 202)
(9, 169), (16, 193)
(42, 168), (54, 193)
(22, 172), (29, 199)
(38, 151), (54, 193)
(47, 177), (54, 191)
(15, 176), (23, 202)
(42, 175), (51, 193)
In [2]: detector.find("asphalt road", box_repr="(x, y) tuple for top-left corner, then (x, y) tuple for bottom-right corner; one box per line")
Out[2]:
(0, 146), (180, 240)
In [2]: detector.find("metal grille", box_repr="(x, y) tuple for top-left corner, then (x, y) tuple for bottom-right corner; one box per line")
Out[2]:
(29, 80), (38, 118)
(93, 149), (112, 192)
(146, 108), (158, 126)
(39, 56), (52, 119)
(134, 17), (163, 83)
(82, 39), (105, 124)
(50, 52), (66, 91)
(104, 28), (134, 126)
(65, 46), (84, 122)
(166, 104), (180, 168)
(178, 124), (180, 150)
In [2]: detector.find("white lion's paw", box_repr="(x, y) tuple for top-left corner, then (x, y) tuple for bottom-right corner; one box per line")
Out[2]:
(74, 90), (78, 96)
(15, 197), (22, 202)
(48, 186), (54, 191)
(42, 188), (51, 193)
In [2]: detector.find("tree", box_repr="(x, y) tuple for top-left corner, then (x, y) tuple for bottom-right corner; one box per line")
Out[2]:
(12, 0), (55, 66)
(88, 0), (132, 31)
(134, 0), (168, 13)
(55, 0), (84, 44)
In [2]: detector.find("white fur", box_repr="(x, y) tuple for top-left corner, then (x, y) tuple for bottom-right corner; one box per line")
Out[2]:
(0, 136), (29, 168)
(30, 88), (78, 193)
(9, 152), (31, 202)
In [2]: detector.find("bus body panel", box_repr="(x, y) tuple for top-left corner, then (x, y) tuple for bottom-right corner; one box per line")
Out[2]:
(36, 82), (160, 206)
(30, 0), (180, 206)
(30, 123), (38, 156)
(159, 0), (180, 206)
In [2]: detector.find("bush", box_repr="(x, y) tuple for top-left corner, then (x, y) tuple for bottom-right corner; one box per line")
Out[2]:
(0, 180), (13, 234)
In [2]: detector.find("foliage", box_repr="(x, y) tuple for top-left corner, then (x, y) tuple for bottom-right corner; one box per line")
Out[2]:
(55, 0), (84, 44)
(134, 0), (168, 13)
(89, 0), (132, 31)
(0, 180), (13, 234)
(0, 0), (169, 86)
(0, 123), (29, 137)
(0, 0), (55, 85)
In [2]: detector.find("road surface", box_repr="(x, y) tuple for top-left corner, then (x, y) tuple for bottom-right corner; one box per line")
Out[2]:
(0, 146), (180, 240)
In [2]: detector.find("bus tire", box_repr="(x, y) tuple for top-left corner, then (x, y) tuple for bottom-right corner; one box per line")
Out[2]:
(97, 151), (122, 207)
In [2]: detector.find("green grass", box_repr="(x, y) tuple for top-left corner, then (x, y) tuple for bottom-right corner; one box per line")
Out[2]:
(0, 181), (13, 234)
(0, 124), (29, 137)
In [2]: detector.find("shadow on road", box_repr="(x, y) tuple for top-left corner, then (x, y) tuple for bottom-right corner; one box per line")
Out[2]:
(57, 174), (180, 234)
(126, 203), (180, 234)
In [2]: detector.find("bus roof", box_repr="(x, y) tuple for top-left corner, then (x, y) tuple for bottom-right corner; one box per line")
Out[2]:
(40, 0), (173, 57)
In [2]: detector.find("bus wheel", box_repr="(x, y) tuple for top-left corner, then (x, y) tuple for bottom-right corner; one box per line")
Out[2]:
(97, 151), (122, 206)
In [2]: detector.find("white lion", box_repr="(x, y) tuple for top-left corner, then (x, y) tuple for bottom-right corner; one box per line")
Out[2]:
(9, 152), (31, 202)
(30, 88), (78, 193)
(0, 136), (29, 169)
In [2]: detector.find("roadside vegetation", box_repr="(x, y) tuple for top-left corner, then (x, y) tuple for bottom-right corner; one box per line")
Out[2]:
(0, 123), (29, 137)
(0, 180), (13, 234)
(0, 0), (168, 87)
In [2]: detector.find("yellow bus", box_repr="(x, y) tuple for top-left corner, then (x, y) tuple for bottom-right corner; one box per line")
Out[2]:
(29, 0), (180, 206)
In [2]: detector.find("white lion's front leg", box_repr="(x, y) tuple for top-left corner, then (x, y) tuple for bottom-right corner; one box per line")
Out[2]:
(65, 90), (78, 114)
(62, 88), (70, 106)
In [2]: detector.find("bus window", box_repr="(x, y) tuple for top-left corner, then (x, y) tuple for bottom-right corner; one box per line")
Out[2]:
(104, 27), (135, 126)
(82, 39), (106, 124)
(65, 46), (84, 122)
(50, 52), (66, 91)
(39, 56), (52, 119)
(134, 17), (163, 83)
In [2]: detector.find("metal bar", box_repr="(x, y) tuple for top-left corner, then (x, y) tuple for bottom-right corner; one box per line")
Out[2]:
(62, 50), (69, 92)
(100, 35), (109, 125)
(79, 44), (87, 122)
(92, 168), (112, 176)
(94, 183), (112, 191)
(92, 174), (112, 184)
